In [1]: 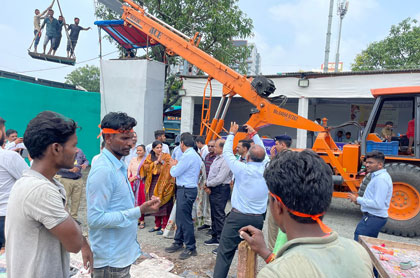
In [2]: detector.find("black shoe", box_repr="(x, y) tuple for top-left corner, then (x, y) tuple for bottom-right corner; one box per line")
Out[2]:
(149, 227), (161, 233)
(179, 249), (197, 260)
(212, 248), (218, 255)
(197, 224), (210, 231)
(165, 243), (183, 253)
(206, 229), (213, 236)
(204, 237), (219, 246)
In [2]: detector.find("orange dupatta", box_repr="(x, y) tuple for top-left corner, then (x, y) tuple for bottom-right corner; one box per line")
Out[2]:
(140, 153), (175, 207)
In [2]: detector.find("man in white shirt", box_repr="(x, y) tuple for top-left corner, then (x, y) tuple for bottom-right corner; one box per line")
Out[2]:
(4, 129), (25, 152)
(123, 132), (138, 166)
(0, 118), (29, 248)
(146, 130), (169, 155)
(195, 136), (209, 160)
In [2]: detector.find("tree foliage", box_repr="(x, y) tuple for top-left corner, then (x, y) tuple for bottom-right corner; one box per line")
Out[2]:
(65, 65), (100, 92)
(95, 0), (253, 110)
(352, 18), (420, 71)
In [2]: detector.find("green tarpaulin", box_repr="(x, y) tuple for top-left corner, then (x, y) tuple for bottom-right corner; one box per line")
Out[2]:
(0, 77), (100, 161)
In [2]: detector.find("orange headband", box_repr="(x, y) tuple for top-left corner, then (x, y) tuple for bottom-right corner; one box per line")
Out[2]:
(97, 125), (134, 139)
(269, 191), (332, 234)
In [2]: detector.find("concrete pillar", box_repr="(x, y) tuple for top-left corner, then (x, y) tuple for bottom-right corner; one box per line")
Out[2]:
(181, 96), (195, 133)
(100, 59), (165, 145)
(297, 97), (309, 149)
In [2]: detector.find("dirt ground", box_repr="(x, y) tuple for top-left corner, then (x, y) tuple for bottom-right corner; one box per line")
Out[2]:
(77, 169), (420, 278)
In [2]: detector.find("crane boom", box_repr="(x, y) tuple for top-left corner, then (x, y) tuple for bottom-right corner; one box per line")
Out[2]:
(120, 0), (324, 134)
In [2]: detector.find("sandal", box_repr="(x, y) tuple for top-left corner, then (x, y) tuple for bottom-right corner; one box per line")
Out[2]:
(139, 222), (145, 229)
(149, 227), (161, 233)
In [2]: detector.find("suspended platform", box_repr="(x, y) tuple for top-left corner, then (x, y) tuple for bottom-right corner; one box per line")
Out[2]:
(28, 51), (76, 66)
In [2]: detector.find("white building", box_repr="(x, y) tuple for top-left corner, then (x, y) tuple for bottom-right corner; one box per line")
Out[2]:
(232, 40), (261, 75)
(179, 69), (420, 148)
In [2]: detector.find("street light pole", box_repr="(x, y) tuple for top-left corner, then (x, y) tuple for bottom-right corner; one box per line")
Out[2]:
(334, 0), (349, 72)
(323, 0), (334, 72)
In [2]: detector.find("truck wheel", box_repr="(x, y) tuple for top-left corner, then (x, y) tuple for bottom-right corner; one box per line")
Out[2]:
(383, 163), (420, 237)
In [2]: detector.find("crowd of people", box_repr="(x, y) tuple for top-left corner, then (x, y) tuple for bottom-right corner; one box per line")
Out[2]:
(32, 1), (90, 58)
(0, 110), (398, 278)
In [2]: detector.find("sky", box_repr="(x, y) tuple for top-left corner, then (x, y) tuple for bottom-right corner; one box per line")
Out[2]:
(1, 0), (420, 82)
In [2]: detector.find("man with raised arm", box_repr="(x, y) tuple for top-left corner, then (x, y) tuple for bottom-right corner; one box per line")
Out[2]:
(32, 1), (54, 53)
(213, 122), (269, 278)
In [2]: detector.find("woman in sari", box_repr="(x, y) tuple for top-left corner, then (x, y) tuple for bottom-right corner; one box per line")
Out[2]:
(141, 141), (175, 235)
(128, 145), (147, 228)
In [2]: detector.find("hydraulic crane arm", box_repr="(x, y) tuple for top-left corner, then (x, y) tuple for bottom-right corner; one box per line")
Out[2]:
(121, 0), (324, 134)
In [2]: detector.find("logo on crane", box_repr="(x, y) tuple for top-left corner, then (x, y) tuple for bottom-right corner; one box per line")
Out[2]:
(127, 14), (143, 29)
(149, 27), (162, 40)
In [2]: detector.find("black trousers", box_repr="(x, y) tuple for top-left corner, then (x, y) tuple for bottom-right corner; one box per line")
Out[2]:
(213, 210), (264, 278)
(174, 187), (198, 251)
(209, 184), (231, 240)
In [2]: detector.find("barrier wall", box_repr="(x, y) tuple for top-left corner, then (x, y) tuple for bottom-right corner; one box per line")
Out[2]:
(0, 78), (100, 161)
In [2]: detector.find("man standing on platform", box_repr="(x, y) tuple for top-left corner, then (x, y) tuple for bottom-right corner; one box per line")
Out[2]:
(67, 17), (91, 58)
(205, 139), (232, 253)
(165, 133), (202, 260)
(41, 9), (59, 55)
(348, 151), (393, 241)
(213, 122), (268, 278)
(32, 1), (54, 53)
(56, 147), (89, 220)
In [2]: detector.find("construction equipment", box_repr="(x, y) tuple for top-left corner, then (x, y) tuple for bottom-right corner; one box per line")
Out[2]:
(108, 0), (420, 236)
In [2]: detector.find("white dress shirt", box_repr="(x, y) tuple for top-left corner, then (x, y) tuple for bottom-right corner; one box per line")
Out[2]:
(0, 148), (29, 216)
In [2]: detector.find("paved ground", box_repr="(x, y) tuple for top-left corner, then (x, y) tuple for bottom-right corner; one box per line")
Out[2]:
(77, 169), (420, 277)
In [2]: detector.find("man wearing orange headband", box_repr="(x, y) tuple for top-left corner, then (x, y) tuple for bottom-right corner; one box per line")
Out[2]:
(240, 150), (373, 277)
(87, 112), (160, 277)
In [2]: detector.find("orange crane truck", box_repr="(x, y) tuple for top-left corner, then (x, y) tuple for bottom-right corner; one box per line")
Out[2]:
(116, 0), (420, 236)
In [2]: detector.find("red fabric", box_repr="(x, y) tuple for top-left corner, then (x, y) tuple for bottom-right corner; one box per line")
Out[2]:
(407, 119), (415, 138)
(154, 215), (170, 229)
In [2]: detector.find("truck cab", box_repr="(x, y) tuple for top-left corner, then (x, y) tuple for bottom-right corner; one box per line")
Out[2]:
(360, 87), (420, 237)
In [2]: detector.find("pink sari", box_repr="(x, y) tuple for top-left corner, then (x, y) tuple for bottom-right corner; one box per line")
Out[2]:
(128, 157), (146, 206)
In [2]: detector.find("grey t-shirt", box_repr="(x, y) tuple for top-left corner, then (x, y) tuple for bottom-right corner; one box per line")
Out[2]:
(6, 169), (70, 278)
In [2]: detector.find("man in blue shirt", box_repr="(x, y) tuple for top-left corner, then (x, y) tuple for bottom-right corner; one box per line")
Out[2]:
(348, 150), (393, 241)
(165, 132), (202, 260)
(41, 9), (59, 55)
(213, 122), (268, 278)
(87, 112), (160, 277)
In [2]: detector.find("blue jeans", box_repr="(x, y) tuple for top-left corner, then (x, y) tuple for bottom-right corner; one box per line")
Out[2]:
(34, 30), (41, 48)
(0, 216), (5, 247)
(174, 186), (197, 251)
(354, 213), (387, 241)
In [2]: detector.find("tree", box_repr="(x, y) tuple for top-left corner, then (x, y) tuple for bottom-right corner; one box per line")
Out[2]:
(65, 65), (100, 92)
(352, 18), (420, 71)
(95, 0), (253, 110)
